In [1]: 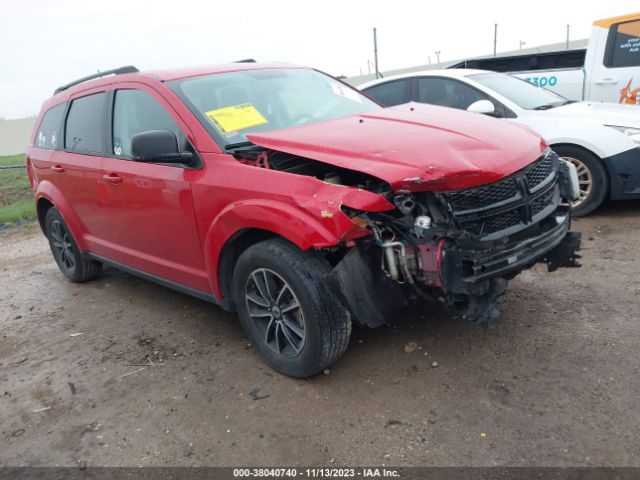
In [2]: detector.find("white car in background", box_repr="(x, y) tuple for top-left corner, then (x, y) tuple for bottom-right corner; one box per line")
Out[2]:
(360, 70), (640, 216)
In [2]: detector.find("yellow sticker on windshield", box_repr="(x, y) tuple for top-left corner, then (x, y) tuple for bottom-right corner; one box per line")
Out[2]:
(205, 103), (268, 134)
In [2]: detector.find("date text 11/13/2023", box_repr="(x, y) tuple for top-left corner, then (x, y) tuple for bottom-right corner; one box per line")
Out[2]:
(232, 468), (400, 477)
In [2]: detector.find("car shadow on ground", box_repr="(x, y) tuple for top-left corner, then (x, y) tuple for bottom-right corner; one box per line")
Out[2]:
(591, 198), (640, 217)
(94, 261), (517, 379)
(82, 255), (559, 385)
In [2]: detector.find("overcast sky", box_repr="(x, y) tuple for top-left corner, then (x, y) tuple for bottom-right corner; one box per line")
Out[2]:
(1, 0), (637, 119)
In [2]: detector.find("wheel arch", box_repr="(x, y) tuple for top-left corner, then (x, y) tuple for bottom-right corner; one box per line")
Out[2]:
(203, 199), (356, 306)
(36, 197), (54, 234)
(550, 142), (611, 199)
(34, 182), (88, 251)
(216, 228), (280, 312)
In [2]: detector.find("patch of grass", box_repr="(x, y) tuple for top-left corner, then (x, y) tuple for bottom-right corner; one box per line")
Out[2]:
(0, 154), (26, 166)
(0, 154), (35, 225)
(0, 198), (35, 225)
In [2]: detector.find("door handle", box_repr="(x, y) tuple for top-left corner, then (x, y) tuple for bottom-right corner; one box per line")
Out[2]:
(102, 173), (123, 185)
(595, 78), (618, 85)
(51, 164), (65, 173)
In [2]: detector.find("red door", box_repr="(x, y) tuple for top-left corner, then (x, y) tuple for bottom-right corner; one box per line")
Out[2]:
(96, 87), (208, 291)
(40, 92), (108, 247)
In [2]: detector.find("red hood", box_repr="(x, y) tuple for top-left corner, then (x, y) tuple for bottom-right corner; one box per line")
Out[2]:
(247, 103), (547, 191)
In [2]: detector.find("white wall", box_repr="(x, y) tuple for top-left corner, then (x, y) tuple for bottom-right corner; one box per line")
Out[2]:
(0, 117), (36, 156)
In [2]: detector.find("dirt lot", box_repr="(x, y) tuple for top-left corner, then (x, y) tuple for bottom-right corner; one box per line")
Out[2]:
(1, 202), (639, 467)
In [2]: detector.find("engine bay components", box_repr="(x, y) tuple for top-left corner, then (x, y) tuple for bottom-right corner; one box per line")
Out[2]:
(330, 150), (581, 327)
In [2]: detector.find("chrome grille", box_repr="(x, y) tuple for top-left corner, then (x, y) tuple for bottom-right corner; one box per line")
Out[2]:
(526, 154), (554, 190)
(445, 180), (518, 212)
(442, 152), (559, 239)
(531, 187), (556, 217)
(464, 209), (523, 236)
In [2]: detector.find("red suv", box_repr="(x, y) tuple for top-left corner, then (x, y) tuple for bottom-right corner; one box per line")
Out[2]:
(27, 63), (581, 377)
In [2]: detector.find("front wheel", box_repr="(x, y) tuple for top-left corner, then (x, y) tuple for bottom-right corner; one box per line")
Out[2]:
(233, 238), (351, 378)
(553, 145), (607, 217)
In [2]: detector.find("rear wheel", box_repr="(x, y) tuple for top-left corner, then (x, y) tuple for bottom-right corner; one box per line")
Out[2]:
(45, 208), (102, 282)
(233, 238), (351, 378)
(553, 145), (607, 217)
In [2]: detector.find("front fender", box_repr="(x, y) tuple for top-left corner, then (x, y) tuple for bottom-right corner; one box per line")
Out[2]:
(36, 180), (88, 251)
(516, 117), (635, 159)
(203, 198), (374, 298)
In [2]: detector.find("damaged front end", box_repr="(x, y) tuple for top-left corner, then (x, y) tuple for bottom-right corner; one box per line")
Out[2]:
(229, 136), (581, 328)
(328, 149), (582, 327)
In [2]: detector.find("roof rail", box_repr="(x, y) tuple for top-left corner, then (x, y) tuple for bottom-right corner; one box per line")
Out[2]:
(54, 65), (139, 95)
(234, 58), (256, 63)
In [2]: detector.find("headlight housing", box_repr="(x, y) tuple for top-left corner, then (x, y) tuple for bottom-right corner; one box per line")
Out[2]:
(606, 125), (640, 145)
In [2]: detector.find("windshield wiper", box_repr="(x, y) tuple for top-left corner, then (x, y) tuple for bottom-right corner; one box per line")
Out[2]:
(533, 100), (572, 110)
(533, 103), (557, 110)
(224, 140), (265, 159)
(224, 140), (256, 152)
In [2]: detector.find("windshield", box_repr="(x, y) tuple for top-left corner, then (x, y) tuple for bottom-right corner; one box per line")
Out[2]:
(470, 72), (569, 110)
(170, 68), (380, 146)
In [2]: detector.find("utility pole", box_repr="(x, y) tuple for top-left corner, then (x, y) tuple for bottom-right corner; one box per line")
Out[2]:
(428, 55), (431, 65)
(566, 24), (570, 50)
(435, 51), (441, 64)
(373, 28), (380, 79)
(519, 40), (526, 50)
(367, 60), (371, 75)
(494, 23), (498, 57)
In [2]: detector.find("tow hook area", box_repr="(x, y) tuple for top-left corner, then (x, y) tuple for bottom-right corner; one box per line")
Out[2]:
(543, 231), (582, 272)
(447, 278), (508, 327)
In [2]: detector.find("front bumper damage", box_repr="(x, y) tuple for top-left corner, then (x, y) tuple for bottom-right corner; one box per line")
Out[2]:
(327, 214), (581, 328)
(439, 213), (581, 325)
(327, 150), (582, 328)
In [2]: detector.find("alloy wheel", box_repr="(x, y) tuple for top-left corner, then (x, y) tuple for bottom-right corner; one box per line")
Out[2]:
(244, 268), (305, 358)
(50, 220), (76, 271)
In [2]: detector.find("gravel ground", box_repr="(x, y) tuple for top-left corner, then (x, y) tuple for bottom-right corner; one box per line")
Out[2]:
(1, 201), (639, 467)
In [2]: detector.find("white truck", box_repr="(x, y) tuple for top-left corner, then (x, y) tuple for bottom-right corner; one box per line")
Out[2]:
(450, 12), (640, 106)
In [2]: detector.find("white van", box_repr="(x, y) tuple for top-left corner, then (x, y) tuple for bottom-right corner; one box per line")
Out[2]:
(450, 13), (640, 106)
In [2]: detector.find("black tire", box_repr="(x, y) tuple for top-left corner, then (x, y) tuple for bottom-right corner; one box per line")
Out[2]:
(553, 145), (608, 217)
(232, 238), (351, 378)
(45, 208), (102, 282)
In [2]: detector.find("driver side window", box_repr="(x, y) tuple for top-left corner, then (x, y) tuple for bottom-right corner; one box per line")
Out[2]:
(112, 90), (182, 158)
(416, 77), (496, 112)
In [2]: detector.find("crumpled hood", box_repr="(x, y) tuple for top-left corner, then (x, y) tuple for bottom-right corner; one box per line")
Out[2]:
(248, 102), (547, 192)
(529, 101), (640, 129)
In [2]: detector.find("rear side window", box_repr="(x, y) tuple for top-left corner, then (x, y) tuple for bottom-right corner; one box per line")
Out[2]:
(607, 20), (640, 68)
(34, 103), (65, 149)
(364, 80), (411, 107)
(416, 77), (490, 110)
(65, 92), (106, 153)
(112, 90), (181, 157)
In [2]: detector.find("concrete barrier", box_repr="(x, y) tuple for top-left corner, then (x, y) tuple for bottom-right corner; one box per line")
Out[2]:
(0, 117), (37, 156)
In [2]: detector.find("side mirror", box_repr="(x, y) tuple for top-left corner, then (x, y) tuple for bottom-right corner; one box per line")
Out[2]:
(467, 100), (496, 115)
(131, 130), (193, 163)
